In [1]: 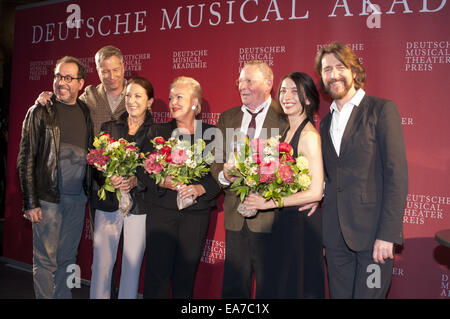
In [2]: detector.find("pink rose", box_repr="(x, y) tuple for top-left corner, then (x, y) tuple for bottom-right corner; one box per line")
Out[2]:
(278, 164), (294, 184)
(252, 153), (262, 164)
(250, 138), (265, 153)
(258, 160), (279, 183)
(171, 148), (188, 165)
(144, 154), (164, 174)
(86, 149), (110, 166)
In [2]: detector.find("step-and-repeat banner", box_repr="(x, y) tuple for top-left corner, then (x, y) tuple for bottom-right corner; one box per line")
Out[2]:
(3, 0), (450, 298)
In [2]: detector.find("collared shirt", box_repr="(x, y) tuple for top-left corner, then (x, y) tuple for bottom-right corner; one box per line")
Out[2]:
(218, 96), (272, 186)
(329, 88), (365, 156)
(104, 80), (126, 114)
(240, 96), (272, 139)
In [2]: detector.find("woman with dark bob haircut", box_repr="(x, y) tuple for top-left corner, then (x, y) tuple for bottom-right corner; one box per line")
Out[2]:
(90, 76), (154, 299)
(244, 72), (325, 298)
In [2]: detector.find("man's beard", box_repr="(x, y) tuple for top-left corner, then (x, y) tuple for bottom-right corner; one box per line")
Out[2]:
(324, 77), (353, 100)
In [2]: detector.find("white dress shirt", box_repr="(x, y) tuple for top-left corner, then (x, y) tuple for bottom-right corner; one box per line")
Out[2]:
(329, 89), (365, 156)
(218, 96), (272, 186)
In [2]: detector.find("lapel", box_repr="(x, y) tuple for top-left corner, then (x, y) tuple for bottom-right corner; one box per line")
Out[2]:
(228, 107), (244, 129)
(339, 96), (366, 157)
(261, 101), (287, 134)
(321, 112), (338, 159)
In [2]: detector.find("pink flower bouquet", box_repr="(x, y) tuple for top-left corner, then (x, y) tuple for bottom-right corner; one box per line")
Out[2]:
(86, 132), (146, 215)
(228, 136), (312, 214)
(144, 135), (213, 209)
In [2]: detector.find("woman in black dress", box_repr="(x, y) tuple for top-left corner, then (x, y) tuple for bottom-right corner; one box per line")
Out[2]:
(141, 76), (221, 298)
(244, 72), (325, 298)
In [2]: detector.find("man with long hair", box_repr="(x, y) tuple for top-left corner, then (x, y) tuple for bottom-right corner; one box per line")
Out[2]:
(315, 42), (408, 298)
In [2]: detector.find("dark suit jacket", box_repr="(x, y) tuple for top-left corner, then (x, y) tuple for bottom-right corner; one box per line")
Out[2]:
(320, 94), (408, 251)
(211, 100), (288, 233)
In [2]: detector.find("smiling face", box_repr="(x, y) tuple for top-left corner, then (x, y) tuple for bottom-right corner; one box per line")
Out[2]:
(279, 77), (311, 117)
(53, 62), (84, 104)
(97, 55), (125, 93)
(238, 64), (272, 111)
(125, 83), (153, 121)
(320, 53), (356, 102)
(169, 83), (197, 122)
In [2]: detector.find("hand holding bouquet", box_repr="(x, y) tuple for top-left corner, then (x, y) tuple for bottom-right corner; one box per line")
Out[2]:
(227, 136), (312, 216)
(86, 132), (146, 216)
(144, 135), (213, 209)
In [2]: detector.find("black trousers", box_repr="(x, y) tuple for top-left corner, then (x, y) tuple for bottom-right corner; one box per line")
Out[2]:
(143, 206), (210, 299)
(325, 228), (394, 299)
(222, 221), (273, 299)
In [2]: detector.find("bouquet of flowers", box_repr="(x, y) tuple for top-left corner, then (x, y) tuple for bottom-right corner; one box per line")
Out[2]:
(144, 135), (214, 209)
(228, 136), (312, 216)
(86, 132), (146, 216)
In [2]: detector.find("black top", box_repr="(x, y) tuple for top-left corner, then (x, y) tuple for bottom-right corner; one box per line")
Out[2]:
(281, 118), (309, 158)
(55, 101), (88, 195)
(138, 119), (221, 213)
(91, 111), (154, 214)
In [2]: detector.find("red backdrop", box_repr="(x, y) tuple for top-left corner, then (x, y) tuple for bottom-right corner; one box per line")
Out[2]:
(4, 0), (450, 298)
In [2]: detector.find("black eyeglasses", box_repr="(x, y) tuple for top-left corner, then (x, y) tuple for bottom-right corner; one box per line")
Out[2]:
(54, 74), (82, 83)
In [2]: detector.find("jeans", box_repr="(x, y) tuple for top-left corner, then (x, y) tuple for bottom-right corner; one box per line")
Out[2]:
(32, 193), (87, 299)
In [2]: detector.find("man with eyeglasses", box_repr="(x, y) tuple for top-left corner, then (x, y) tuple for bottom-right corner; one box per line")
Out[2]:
(34, 46), (127, 298)
(17, 56), (93, 299)
(211, 60), (287, 298)
(36, 45), (127, 135)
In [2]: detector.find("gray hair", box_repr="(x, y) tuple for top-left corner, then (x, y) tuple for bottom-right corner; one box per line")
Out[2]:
(243, 60), (274, 81)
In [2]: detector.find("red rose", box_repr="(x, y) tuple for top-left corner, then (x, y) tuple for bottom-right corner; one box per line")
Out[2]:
(154, 137), (165, 144)
(125, 144), (137, 151)
(101, 133), (111, 138)
(161, 145), (171, 155)
(278, 142), (293, 154)
(284, 153), (295, 163)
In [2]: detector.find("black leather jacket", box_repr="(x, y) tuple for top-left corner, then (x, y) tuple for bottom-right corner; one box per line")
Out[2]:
(17, 96), (93, 211)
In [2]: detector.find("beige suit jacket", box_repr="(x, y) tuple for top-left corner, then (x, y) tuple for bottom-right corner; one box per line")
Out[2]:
(79, 82), (126, 135)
